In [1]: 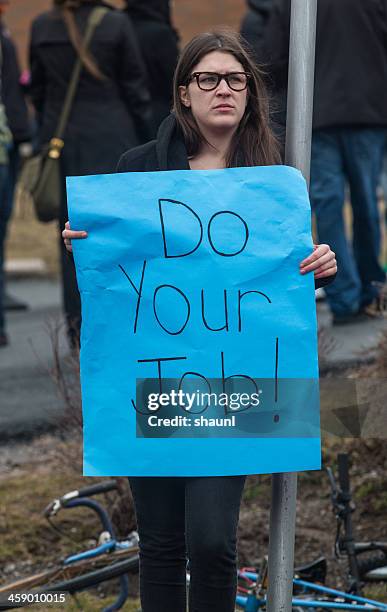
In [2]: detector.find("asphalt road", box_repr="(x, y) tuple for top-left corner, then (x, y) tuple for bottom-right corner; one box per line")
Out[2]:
(0, 278), (385, 441)
(0, 279), (68, 441)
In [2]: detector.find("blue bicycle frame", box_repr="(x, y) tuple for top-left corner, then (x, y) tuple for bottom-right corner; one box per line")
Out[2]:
(236, 570), (387, 611)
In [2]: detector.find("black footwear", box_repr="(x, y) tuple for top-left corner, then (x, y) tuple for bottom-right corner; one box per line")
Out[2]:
(4, 293), (28, 311)
(332, 311), (369, 326)
(0, 331), (8, 347)
(362, 303), (386, 319)
(362, 287), (387, 318)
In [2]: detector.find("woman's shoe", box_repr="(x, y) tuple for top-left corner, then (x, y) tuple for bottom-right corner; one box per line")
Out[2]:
(362, 283), (387, 318)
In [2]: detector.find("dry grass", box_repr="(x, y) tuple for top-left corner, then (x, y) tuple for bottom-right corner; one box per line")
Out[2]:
(0, 434), (140, 611)
(28, 594), (140, 611)
(0, 458), (100, 565)
(6, 187), (59, 277)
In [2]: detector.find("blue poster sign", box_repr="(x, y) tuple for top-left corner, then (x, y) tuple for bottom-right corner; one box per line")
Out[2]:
(67, 165), (321, 476)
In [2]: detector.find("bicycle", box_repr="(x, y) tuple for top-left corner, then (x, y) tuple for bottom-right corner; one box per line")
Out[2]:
(0, 480), (139, 611)
(234, 452), (387, 610)
(235, 561), (387, 610)
(327, 453), (387, 592)
(0, 480), (346, 612)
(1, 455), (386, 611)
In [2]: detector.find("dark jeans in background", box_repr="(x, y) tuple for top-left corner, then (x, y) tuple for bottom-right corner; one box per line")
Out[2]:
(129, 475), (246, 612)
(59, 228), (81, 347)
(0, 159), (10, 333)
(59, 179), (81, 348)
(0, 145), (21, 333)
(310, 128), (386, 316)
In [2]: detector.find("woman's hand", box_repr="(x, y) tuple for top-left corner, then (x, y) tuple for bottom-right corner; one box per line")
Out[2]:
(300, 244), (337, 280)
(62, 221), (88, 253)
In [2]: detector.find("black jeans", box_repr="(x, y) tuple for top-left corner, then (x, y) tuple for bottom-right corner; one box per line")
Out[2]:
(59, 181), (81, 348)
(129, 475), (246, 612)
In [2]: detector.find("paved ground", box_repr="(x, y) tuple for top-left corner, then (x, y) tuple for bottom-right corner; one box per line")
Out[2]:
(0, 279), (68, 441)
(317, 298), (386, 370)
(0, 278), (385, 441)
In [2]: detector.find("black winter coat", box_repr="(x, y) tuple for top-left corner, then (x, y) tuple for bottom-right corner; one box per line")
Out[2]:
(240, 0), (273, 61)
(117, 113), (334, 290)
(263, 0), (387, 129)
(124, 0), (179, 133)
(0, 21), (30, 143)
(29, 0), (153, 178)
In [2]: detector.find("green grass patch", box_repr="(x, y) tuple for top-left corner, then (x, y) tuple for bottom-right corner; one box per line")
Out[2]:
(364, 583), (387, 604)
(0, 469), (103, 565)
(28, 592), (140, 611)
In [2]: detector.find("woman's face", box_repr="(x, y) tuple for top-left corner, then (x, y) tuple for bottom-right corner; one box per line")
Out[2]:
(179, 51), (248, 137)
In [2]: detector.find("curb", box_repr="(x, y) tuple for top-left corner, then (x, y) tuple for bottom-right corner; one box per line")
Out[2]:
(319, 353), (377, 376)
(5, 258), (49, 279)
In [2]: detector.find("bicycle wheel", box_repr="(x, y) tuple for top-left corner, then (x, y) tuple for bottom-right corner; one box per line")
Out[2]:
(357, 552), (387, 580)
(0, 548), (139, 602)
(42, 555), (139, 593)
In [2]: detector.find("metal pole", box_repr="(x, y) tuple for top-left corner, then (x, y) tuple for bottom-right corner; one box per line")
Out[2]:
(285, 0), (318, 187)
(266, 1), (317, 611)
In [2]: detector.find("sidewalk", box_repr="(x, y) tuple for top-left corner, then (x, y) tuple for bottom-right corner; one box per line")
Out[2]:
(0, 278), (385, 441)
(317, 298), (386, 371)
(0, 278), (68, 441)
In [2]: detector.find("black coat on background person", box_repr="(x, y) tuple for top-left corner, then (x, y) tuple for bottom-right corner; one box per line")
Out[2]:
(263, 0), (387, 130)
(124, 0), (179, 133)
(240, 0), (272, 61)
(29, 0), (153, 347)
(0, 21), (30, 144)
(30, 0), (153, 177)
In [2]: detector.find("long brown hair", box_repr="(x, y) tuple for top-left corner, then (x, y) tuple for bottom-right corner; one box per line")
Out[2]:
(54, 0), (106, 80)
(173, 29), (281, 167)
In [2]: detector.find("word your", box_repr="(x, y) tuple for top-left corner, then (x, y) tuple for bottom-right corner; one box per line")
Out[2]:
(120, 259), (271, 336)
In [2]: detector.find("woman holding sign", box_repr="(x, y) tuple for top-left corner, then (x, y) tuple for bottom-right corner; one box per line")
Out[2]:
(63, 30), (336, 612)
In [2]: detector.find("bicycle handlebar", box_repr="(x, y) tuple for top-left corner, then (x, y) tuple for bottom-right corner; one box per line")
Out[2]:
(43, 480), (118, 518)
(63, 498), (115, 536)
(354, 541), (387, 554)
(75, 480), (118, 499)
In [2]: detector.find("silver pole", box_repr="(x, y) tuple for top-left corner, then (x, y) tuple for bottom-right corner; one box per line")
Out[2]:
(266, 472), (298, 611)
(285, 0), (318, 186)
(266, 1), (317, 611)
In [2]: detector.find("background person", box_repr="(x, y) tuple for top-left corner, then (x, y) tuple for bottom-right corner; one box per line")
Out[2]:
(240, 0), (272, 63)
(264, 0), (387, 324)
(63, 30), (337, 611)
(124, 0), (179, 134)
(0, 0), (32, 317)
(29, 0), (153, 346)
(0, 82), (11, 347)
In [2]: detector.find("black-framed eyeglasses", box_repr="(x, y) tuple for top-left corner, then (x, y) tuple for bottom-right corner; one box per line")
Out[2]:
(188, 72), (251, 92)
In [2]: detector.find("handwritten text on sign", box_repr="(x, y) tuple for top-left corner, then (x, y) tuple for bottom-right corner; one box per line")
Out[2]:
(67, 165), (321, 476)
